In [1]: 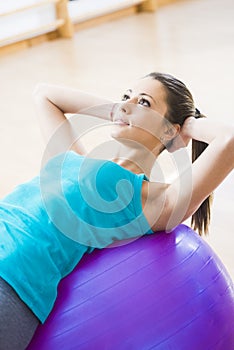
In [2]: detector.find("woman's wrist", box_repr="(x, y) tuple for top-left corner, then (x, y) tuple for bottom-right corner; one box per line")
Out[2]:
(187, 118), (231, 144)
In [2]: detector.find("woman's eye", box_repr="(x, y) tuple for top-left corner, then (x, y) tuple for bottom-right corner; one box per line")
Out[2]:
(121, 94), (130, 101)
(138, 98), (151, 107)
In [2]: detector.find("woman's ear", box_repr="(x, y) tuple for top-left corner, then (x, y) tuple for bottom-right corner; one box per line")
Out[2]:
(163, 123), (181, 141)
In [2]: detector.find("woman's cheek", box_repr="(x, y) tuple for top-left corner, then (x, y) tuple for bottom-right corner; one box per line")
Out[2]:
(132, 111), (163, 139)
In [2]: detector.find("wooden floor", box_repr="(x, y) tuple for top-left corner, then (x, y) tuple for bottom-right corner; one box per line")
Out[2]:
(0, 0), (234, 278)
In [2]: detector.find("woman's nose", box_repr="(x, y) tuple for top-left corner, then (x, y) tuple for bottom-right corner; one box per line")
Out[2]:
(120, 101), (131, 114)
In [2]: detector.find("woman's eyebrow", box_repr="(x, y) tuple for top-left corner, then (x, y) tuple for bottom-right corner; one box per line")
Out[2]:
(139, 93), (157, 104)
(125, 89), (132, 94)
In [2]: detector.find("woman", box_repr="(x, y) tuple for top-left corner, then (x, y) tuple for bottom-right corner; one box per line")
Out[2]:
(0, 72), (234, 349)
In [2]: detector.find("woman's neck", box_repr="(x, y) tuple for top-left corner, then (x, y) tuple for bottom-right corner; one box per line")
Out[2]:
(111, 143), (160, 178)
(86, 139), (161, 178)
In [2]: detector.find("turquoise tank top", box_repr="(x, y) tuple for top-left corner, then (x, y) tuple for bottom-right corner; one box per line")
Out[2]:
(0, 151), (153, 323)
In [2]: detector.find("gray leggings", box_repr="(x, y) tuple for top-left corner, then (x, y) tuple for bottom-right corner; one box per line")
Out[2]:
(0, 277), (40, 350)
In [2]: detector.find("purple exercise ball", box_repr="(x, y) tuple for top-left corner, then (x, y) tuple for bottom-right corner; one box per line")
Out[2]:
(27, 224), (234, 350)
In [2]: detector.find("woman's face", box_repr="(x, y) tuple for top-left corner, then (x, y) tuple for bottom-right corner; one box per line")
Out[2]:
(111, 77), (169, 150)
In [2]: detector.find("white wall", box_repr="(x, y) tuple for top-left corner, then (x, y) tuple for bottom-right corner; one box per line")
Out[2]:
(68, 0), (143, 23)
(0, 0), (144, 46)
(0, 1), (56, 46)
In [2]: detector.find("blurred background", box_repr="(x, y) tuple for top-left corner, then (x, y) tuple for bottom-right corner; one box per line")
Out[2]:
(0, 0), (234, 278)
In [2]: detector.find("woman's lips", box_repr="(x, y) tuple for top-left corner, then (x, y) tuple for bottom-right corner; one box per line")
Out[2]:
(113, 119), (129, 125)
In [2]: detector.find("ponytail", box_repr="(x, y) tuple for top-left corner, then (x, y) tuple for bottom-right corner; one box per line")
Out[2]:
(145, 73), (213, 235)
(191, 113), (213, 236)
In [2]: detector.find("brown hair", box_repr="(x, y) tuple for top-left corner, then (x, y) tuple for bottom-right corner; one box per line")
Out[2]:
(145, 72), (212, 236)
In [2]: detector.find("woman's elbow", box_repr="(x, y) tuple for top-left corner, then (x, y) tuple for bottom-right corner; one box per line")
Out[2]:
(229, 127), (234, 145)
(32, 83), (49, 100)
(225, 128), (234, 153)
(220, 129), (234, 171)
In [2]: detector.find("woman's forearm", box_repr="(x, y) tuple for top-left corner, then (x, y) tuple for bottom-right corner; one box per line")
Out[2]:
(33, 83), (113, 119)
(185, 117), (234, 144)
(33, 83), (114, 155)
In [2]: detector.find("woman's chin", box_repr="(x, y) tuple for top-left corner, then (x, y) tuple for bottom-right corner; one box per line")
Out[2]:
(110, 132), (122, 141)
(110, 125), (126, 139)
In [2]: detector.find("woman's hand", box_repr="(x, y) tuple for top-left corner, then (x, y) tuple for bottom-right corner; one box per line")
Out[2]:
(167, 117), (195, 153)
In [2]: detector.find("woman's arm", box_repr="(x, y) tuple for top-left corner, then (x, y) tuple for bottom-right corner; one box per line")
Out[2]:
(182, 117), (234, 209)
(33, 83), (113, 155)
(148, 118), (234, 231)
